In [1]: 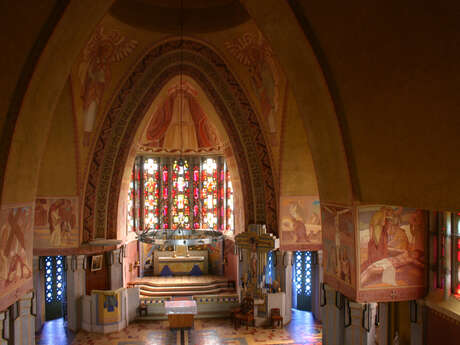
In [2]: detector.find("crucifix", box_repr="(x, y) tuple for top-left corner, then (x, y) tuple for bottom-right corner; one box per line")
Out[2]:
(235, 224), (279, 298)
(323, 206), (351, 279)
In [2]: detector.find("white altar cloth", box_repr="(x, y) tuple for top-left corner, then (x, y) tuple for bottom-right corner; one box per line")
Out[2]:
(164, 300), (198, 315)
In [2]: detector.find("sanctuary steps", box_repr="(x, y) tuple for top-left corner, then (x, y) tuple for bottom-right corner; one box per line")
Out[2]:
(128, 276), (239, 320)
(128, 275), (236, 298)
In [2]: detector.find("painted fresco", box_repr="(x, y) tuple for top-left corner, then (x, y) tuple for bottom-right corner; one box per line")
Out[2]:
(357, 206), (426, 301)
(279, 196), (321, 251)
(0, 205), (33, 299)
(77, 25), (138, 147)
(225, 31), (280, 136)
(34, 197), (79, 248)
(140, 81), (222, 154)
(321, 205), (356, 299)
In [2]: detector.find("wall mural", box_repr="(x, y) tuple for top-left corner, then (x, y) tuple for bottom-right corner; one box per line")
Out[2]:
(357, 206), (426, 301)
(0, 205), (33, 304)
(77, 25), (138, 146)
(279, 196), (321, 251)
(34, 197), (79, 248)
(321, 205), (356, 299)
(140, 81), (222, 154)
(225, 31), (280, 138)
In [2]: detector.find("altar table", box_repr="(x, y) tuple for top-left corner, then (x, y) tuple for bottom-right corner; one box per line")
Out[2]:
(164, 300), (197, 329)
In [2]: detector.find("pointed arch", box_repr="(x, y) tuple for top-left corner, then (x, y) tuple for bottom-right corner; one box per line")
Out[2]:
(83, 39), (277, 241)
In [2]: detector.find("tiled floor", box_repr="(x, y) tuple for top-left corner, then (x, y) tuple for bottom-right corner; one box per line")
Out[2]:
(36, 309), (322, 345)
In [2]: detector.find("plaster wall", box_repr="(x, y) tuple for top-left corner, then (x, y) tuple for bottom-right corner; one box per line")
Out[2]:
(36, 80), (78, 197)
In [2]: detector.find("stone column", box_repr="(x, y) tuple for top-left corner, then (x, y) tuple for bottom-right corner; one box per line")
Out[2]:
(66, 255), (86, 332)
(375, 302), (389, 345)
(344, 302), (377, 345)
(0, 311), (7, 345)
(109, 249), (123, 290)
(321, 284), (345, 345)
(279, 251), (292, 324)
(33, 256), (45, 332)
(14, 292), (35, 345)
(410, 300), (424, 345)
(312, 250), (323, 321)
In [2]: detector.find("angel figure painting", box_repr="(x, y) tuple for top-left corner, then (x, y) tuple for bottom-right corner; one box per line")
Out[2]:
(279, 196), (321, 251)
(225, 31), (280, 136)
(78, 26), (137, 146)
(358, 206), (425, 291)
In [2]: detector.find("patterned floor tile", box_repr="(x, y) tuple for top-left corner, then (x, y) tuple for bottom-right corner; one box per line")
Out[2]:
(36, 309), (322, 345)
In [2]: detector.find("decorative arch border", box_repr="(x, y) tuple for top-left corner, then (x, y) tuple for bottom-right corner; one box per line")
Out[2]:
(83, 39), (277, 241)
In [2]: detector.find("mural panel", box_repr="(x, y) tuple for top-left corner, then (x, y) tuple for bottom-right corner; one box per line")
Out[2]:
(77, 25), (138, 147)
(0, 204), (33, 309)
(34, 197), (79, 248)
(225, 31), (280, 137)
(279, 196), (321, 251)
(357, 206), (426, 301)
(140, 81), (222, 154)
(321, 204), (356, 299)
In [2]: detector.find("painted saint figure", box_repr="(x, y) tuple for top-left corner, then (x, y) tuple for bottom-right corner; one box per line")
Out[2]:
(288, 201), (309, 242)
(368, 208), (390, 265)
(0, 208), (32, 286)
(48, 199), (76, 246)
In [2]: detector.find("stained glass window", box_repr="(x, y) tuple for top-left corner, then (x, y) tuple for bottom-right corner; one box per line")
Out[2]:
(454, 213), (460, 296)
(143, 158), (160, 230)
(127, 156), (234, 233)
(266, 251), (275, 285)
(226, 169), (234, 232)
(202, 158), (218, 230)
(171, 159), (191, 229)
(294, 251), (312, 296)
(45, 256), (65, 304)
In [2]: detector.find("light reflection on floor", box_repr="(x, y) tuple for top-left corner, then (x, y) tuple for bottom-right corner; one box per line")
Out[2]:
(36, 309), (322, 345)
(36, 318), (75, 345)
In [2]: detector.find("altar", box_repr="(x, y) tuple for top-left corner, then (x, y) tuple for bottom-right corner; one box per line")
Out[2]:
(153, 249), (208, 275)
(164, 300), (197, 329)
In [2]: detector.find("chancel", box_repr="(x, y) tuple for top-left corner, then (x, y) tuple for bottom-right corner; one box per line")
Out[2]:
(2, 1), (460, 345)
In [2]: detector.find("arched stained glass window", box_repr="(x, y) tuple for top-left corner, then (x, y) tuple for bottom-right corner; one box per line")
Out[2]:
(128, 156), (234, 234)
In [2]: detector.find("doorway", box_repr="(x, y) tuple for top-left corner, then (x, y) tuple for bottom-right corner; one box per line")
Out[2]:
(292, 251), (312, 311)
(43, 256), (67, 321)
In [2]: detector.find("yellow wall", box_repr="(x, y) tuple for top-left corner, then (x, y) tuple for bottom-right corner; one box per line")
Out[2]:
(37, 79), (78, 197)
(280, 88), (318, 196)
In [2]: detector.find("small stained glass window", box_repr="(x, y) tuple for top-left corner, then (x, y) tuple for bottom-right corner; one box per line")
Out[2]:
(294, 251), (312, 296)
(44, 256), (65, 304)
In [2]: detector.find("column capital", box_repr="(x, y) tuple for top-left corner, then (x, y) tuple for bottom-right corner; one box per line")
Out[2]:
(66, 255), (87, 271)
